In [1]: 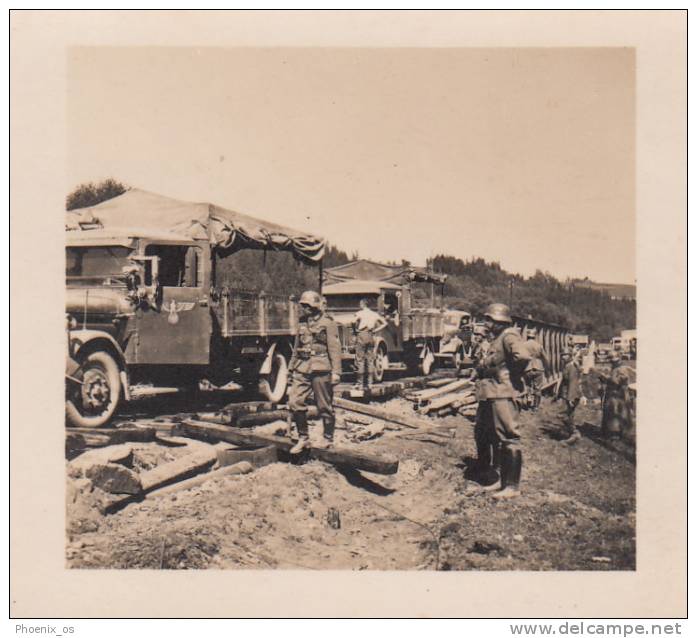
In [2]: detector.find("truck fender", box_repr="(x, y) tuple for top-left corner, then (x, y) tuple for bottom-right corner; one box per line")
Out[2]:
(259, 342), (278, 375)
(68, 329), (131, 400)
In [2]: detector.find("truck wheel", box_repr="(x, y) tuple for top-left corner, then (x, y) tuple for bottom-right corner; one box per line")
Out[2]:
(373, 342), (388, 383)
(421, 347), (435, 376)
(259, 352), (289, 403)
(66, 351), (121, 428)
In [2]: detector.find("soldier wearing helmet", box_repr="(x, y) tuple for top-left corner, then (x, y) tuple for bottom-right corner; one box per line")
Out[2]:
(471, 302), (531, 499)
(523, 327), (550, 411)
(596, 350), (633, 440)
(288, 290), (342, 453)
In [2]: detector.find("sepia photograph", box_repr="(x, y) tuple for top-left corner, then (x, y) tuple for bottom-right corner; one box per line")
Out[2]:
(10, 9), (686, 619)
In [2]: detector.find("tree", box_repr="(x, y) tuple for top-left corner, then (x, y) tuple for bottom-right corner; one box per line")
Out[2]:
(66, 178), (127, 211)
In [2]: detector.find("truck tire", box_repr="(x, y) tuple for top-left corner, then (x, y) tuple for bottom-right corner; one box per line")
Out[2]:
(258, 351), (289, 403)
(66, 350), (121, 428)
(373, 342), (388, 383)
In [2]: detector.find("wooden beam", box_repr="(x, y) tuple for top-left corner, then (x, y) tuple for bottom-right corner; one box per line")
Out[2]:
(180, 419), (399, 475)
(139, 447), (218, 492)
(334, 397), (434, 430)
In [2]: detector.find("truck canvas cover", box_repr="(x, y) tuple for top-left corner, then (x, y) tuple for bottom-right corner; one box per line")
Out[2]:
(65, 188), (325, 262)
(324, 259), (447, 286)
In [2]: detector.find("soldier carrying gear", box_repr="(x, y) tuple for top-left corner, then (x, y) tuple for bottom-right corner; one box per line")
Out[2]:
(597, 352), (633, 440)
(471, 303), (531, 499)
(523, 327), (550, 411)
(352, 298), (388, 390)
(555, 349), (583, 444)
(288, 290), (342, 453)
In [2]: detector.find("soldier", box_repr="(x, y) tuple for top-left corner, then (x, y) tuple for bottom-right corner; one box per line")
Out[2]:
(523, 327), (550, 411)
(352, 298), (388, 390)
(555, 349), (583, 444)
(288, 290), (342, 453)
(597, 351), (633, 440)
(472, 303), (531, 499)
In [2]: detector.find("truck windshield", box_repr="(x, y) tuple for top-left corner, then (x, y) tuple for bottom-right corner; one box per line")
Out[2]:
(66, 246), (132, 279)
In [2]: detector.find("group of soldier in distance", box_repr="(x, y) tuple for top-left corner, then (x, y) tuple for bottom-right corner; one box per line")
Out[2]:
(286, 290), (635, 499)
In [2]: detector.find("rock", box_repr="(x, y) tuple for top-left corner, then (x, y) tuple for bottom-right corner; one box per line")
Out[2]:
(468, 541), (504, 555)
(513, 534), (524, 542)
(85, 463), (143, 495)
(68, 444), (134, 471)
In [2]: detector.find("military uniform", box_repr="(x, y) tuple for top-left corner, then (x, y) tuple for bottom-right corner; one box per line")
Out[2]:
(523, 338), (548, 410)
(598, 364), (633, 439)
(352, 306), (386, 388)
(558, 359), (583, 441)
(288, 311), (342, 444)
(474, 320), (530, 496)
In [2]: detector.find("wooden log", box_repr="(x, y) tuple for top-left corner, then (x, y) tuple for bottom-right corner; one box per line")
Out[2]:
(413, 379), (473, 404)
(418, 390), (475, 414)
(65, 426), (157, 445)
(334, 397), (434, 430)
(236, 407), (318, 427)
(425, 377), (457, 388)
(147, 461), (254, 498)
(180, 419), (399, 475)
(215, 444), (278, 468)
(139, 447), (218, 492)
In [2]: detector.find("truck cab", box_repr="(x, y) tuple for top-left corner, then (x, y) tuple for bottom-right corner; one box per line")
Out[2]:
(323, 280), (406, 382)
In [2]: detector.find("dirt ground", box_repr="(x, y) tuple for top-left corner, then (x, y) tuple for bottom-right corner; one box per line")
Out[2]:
(66, 382), (635, 571)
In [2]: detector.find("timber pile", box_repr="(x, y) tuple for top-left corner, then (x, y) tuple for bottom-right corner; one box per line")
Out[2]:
(402, 377), (477, 418)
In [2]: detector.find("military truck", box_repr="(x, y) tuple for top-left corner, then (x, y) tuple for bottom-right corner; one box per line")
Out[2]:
(65, 189), (324, 427)
(322, 276), (463, 381)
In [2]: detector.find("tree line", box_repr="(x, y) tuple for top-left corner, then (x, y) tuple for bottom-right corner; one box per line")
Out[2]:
(67, 180), (635, 341)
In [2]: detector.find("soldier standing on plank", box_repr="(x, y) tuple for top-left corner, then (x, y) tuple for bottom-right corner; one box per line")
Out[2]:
(472, 303), (531, 499)
(352, 298), (388, 390)
(288, 290), (342, 453)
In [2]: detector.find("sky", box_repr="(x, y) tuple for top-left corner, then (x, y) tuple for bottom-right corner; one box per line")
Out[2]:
(67, 47), (635, 284)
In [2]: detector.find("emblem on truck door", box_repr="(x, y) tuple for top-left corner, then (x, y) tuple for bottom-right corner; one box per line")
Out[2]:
(162, 300), (195, 325)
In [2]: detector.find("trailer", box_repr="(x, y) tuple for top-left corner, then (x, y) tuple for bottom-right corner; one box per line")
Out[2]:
(511, 315), (570, 391)
(65, 189), (324, 427)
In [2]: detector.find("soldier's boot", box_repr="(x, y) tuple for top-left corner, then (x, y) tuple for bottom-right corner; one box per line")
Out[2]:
(315, 415), (335, 449)
(472, 440), (498, 487)
(563, 426), (581, 445)
(366, 372), (374, 389)
(289, 412), (310, 454)
(492, 446), (522, 499)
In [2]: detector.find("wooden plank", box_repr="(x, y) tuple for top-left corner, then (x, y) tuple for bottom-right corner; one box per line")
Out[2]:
(139, 447), (218, 492)
(215, 444), (279, 468)
(236, 408), (318, 427)
(180, 419), (399, 475)
(411, 378), (473, 403)
(334, 397), (433, 430)
(147, 461), (255, 498)
(418, 390), (475, 414)
(65, 425), (157, 445)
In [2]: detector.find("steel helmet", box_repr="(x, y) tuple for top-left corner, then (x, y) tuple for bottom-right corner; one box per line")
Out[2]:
(299, 290), (323, 310)
(483, 303), (512, 324)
